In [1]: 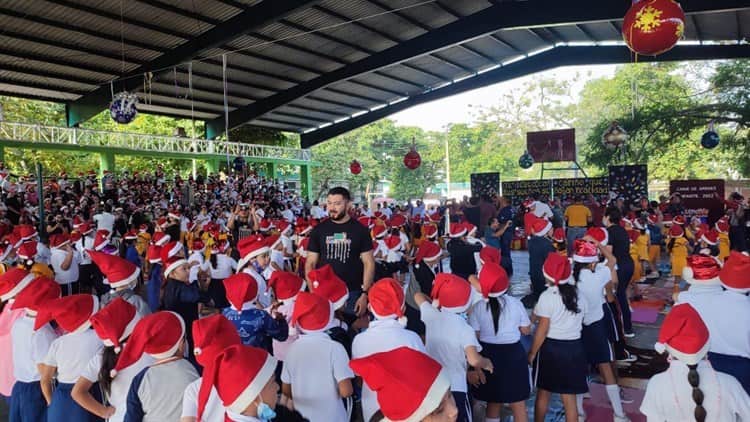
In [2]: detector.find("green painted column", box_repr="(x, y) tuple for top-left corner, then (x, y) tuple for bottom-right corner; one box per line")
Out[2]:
(205, 159), (220, 175)
(265, 162), (278, 179)
(300, 164), (313, 201)
(99, 151), (115, 176)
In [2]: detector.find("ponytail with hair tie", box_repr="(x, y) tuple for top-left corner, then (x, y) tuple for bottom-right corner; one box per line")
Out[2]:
(687, 364), (707, 422)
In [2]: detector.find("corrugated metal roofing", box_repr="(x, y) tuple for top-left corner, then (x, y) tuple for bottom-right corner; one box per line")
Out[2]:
(0, 0), (746, 138)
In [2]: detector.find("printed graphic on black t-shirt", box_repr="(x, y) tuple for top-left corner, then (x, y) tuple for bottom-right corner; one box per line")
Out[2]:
(308, 219), (372, 291)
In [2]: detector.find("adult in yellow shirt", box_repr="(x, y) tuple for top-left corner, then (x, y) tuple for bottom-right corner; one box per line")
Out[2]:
(563, 196), (592, 254)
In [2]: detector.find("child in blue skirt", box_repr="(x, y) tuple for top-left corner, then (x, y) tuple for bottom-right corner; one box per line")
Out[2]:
(528, 252), (589, 422)
(468, 262), (531, 422)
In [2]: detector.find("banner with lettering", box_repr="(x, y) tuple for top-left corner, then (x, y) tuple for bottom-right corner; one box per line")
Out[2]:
(669, 179), (725, 223)
(501, 177), (608, 205)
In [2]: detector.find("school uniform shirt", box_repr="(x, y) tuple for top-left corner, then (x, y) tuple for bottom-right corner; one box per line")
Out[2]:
(101, 289), (152, 317)
(576, 264), (611, 326)
(187, 251), (208, 283)
(36, 242), (51, 265)
(678, 289), (750, 359)
(222, 306), (288, 350)
(281, 332), (354, 422)
(281, 234), (294, 255)
(468, 295), (530, 344)
(352, 318), (426, 422)
(42, 329), (102, 383)
(181, 379), (224, 422)
(225, 411), (261, 422)
(76, 235), (96, 265)
(81, 353), (155, 422)
(241, 267), (271, 308)
(270, 249), (285, 271)
(11, 316), (58, 382)
(272, 300), (299, 362)
(420, 302), (481, 393)
(50, 248), (81, 285)
(125, 358), (199, 422)
(640, 359), (750, 421)
(209, 254), (237, 280)
(533, 286), (587, 340)
(0, 306), (24, 396)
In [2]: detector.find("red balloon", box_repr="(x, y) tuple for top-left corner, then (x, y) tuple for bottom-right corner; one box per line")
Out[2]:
(403, 147), (421, 170)
(349, 160), (362, 175)
(622, 0), (685, 56)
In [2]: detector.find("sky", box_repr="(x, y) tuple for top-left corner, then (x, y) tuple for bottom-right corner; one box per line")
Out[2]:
(391, 64), (619, 131)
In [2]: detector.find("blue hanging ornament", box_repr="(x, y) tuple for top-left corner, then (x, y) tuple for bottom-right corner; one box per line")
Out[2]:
(519, 151), (534, 169)
(109, 91), (139, 124)
(700, 121), (719, 149)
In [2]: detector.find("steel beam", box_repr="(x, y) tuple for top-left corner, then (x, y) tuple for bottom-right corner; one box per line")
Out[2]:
(300, 44), (750, 147)
(213, 0), (750, 137)
(66, 0), (318, 126)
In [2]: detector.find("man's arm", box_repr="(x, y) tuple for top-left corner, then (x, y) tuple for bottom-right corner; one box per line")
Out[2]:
(303, 251), (319, 289)
(354, 250), (375, 317)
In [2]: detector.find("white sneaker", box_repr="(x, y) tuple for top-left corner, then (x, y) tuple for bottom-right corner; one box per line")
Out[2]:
(614, 414), (631, 422)
(647, 271), (660, 279)
(578, 412), (587, 422)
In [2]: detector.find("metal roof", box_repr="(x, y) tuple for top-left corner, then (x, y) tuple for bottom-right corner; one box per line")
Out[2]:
(0, 0), (748, 147)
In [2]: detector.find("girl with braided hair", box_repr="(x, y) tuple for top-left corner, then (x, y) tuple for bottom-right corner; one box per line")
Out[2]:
(640, 303), (750, 421)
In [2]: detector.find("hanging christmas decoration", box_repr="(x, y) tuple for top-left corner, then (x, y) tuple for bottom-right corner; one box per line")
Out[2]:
(109, 91), (139, 124)
(622, 0), (685, 56)
(350, 160), (362, 175)
(602, 122), (629, 150)
(700, 121), (719, 149)
(403, 139), (421, 170)
(518, 151), (534, 169)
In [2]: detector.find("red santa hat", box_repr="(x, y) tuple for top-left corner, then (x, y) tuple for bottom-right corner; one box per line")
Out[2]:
(673, 215), (686, 226)
(16, 224), (37, 241)
(384, 235), (401, 251)
(90, 298), (141, 354)
(258, 218), (274, 232)
(389, 214), (406, 228)
(308, 264), (349, 310)
(124, 230), (138, 241)
(530, 217), (552, 237)
(682, 254), (722, 286)
(268, 271), (304, 303)
(572, 239), (599, 264)
(428, 212), (441, 223)
(78, 223), (94, 236)
(49, 233), (70, 249)
(112, 311), (185, 376)
(276, 220), (291, 235)
(543, 252), (574, 285)
(163, 256), (187, 279)
(167, 210), (181, 220)
(291, 291), (333, 333)
(414, 241), (441, 268)
(448, 222), (467, 238)
(72, 216), (83, 230)
(237, 235), (269, 271)
(358, 216), (373, 229)
(627, 229), (640, 244)
(699, 229), (719, 246)
(147, 244), (162, 264)
(88, 250), (141, 289)
(585, 226), (609, 246)
(551, 227), (565, 243)
(190, 239), (204, 252)
(479, 246), (500, 265)
(34, 294), (99, 333)
(646, 214), (658, 225)
(430, 273), (472, 313)
(197, 345), (277, 421)
(372, 225), (387, 239)
(464, 222), (478, 237)
(0, 268), (36, 302)
(719, 251), (750, 294)
(669, 224), (684, 238)
(654, 303), (709, 365)
(224, 273), (259, 311)
(478, 262), (509, 299)
(16, 241), (37, 264)
(11, 276), (61, 315)
(93, 229), (111, 251)
(522, 198), (535, 209)
(715, 218), (729, 234)
(368, 278), (406, 323)
(152, 232), (170, 246)
(265, 234), (282, 250)
(349, 347), (450, 422)
(138, 224), (148, 233)
(192, 314), (242, 367)
(422, 224), (437, 239)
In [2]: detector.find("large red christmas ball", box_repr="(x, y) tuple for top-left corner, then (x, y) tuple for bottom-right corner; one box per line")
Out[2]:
(350, 160), (362, 175)
(403, 147), (421, 170)
(623, 0), (685, 56)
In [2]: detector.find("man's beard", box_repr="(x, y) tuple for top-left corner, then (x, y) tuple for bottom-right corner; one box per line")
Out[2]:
(330, 209), (347, 221)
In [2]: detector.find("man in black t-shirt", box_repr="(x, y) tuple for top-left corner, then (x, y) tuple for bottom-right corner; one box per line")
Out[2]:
(306, 187), (375, 317)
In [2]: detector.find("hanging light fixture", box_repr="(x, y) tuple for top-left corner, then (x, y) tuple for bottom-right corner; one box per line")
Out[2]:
(602, 121), (629, 150)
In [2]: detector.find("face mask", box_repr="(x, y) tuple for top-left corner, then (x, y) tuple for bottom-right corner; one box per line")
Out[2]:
(256, 400), (276, 421)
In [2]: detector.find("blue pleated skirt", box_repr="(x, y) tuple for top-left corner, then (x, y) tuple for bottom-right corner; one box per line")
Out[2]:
(48, 382), (103, 422)
(10, 381), (47, 422)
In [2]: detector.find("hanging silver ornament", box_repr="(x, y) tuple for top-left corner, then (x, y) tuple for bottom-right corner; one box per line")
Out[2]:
(602, 121), (628, 150)
(109, 91), (139, 124)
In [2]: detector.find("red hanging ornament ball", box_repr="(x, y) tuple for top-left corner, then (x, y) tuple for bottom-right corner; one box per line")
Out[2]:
(403, 146), (421, 170)
(622, 0), (685, 56)
(349, 160), (362, 175)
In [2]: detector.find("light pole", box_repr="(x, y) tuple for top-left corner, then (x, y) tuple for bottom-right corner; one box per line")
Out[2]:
(444, 136), (451, 199)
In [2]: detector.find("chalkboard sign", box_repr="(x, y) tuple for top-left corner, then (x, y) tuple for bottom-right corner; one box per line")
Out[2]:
(501, 177), (608, 205)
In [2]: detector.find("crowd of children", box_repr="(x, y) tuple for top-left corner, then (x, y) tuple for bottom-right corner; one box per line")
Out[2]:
(0, 183), (748, 422)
